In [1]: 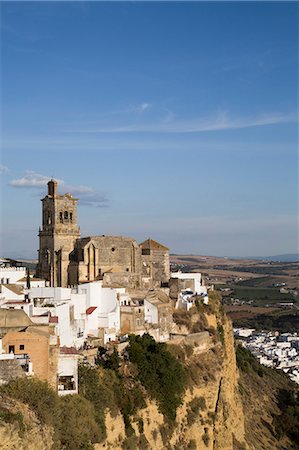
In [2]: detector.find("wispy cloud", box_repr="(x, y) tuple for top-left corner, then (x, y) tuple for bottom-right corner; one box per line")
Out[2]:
(9, 171), (108, 207)
(0, 165), (9, 174)
(64, 110), (297, 134)
(135, 102), (151, 113)
(9, 171), (56, 188)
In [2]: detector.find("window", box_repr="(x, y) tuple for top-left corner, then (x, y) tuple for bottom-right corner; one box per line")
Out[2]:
(111, 247), (115, 252)
(64, 211), (68, 220)
(142, 249), (150, 255)
(19, 345), (24, 350)
(70, 212), (73, 223)
(59, 212), (63, 223)
(9, 345), (15, 353)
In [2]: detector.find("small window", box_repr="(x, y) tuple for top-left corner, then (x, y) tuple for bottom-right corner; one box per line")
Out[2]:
(64, 211), (68, 220)
(70, 212), (73, 223)
(19, 345), (24, 350)
(111, 247), (115, 252)
(59, 212), (63, 223)
(9, 345), (15, 354)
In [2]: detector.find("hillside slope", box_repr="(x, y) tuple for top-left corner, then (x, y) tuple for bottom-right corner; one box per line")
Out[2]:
(0, 293), (297, 450)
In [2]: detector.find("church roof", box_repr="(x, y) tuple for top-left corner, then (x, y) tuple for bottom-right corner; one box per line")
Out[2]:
(139, 239), (169, 251)
(77, 235), (138, 249)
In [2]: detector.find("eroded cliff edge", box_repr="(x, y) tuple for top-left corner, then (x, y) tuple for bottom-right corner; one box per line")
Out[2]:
(0, 292), (297, 450)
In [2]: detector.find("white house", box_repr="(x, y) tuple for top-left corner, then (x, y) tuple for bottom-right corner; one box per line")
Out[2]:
(57, 347), (79, 396)
(171, 271), (207, 296)
(0, 267), (26, 285)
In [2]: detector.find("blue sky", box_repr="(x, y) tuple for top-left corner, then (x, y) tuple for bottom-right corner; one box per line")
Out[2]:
(0, 1), (298, 259)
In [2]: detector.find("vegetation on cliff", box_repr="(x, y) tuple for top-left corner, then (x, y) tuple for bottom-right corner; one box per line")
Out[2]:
(236, 344), (299, 449)
(127, 333), (186, 421)
(0, 378), (100, 449)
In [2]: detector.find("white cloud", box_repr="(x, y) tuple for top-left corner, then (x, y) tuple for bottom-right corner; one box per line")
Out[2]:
(9, 171), (108, 207)
(0, 165), (9, 174)
(66, 110), (297, 134)
(136, 102), (151, 113)
(9, 171), (52, 187)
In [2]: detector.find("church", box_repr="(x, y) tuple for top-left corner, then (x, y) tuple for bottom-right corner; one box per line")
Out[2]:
(37, 179), (170, 289)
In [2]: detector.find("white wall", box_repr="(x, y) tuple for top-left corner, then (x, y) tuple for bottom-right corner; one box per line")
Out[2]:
(144, 299), (158, 324)
(29, 287), (71, 302)
(86, 308), (98, 336)
(55, 303), (73, 347)
(58, 353), (78, 396)
(171, 272), (207, 295)
(0, 267), (26, 284)
(0, 285), (24, 301)
(17, 279), (46, 288)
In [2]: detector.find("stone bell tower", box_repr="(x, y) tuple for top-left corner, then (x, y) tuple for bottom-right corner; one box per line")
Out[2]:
(37, 179), (80, 287)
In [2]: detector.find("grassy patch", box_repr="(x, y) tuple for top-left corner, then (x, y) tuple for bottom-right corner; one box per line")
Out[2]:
(0, 406), (25, 435)
(0, 377), (100, 450)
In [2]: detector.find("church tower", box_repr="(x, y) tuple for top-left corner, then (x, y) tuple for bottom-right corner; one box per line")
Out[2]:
(37, 179), (80, 287)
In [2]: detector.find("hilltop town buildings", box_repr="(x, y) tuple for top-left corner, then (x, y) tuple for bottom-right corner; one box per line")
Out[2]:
(0, 179), (209, 393)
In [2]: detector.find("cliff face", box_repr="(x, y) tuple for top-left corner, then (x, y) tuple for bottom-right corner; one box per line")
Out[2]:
(96, 305), (249, 450)
(0, 396), (53, 450)
(1, 298), (296, 450)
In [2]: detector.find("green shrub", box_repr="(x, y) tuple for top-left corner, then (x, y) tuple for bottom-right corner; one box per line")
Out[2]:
(0, 377), (100, 449)
(128, 334), (186, 421)
(236, 345), (264, 377)
(78, 364), (116, 440)
(217, 324), (225, 344)
(0, 406), (25, 435)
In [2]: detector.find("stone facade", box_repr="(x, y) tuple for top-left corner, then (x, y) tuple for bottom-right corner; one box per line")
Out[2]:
(2, 328), (58, 389)
(37, 179), (80, 287)
(37, 180), (170, 289)
(140, 239), (170, 288)
(68, 235), (142, 288)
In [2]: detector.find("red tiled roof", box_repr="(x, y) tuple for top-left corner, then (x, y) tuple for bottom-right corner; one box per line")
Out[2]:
(86, 306), (97, 315)
(60, 346), (79, 355)
(49, 316), (58, 324)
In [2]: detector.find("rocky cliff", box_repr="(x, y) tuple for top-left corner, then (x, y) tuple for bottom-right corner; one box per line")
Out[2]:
(95, 297), (249, 450)
(0, 294), (297, 450)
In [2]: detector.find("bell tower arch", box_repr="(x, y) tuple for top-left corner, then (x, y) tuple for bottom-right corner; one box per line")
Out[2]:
(37, 179), (80, 287)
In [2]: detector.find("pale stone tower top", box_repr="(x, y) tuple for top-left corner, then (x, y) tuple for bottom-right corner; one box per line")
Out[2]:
(47, 178), (58, 197)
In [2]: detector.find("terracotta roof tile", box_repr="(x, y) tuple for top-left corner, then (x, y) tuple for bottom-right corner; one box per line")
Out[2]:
(86, 306), (97, 315)
(60, 346), (79, 355)
(49, 316), (58, 324)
